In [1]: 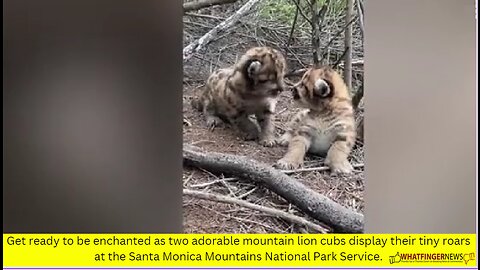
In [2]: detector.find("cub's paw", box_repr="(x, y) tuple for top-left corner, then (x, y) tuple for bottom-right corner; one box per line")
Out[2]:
(206, 116), (223, 131)
(276, 133), (291, 147)
(327, 159), (354, 175)
(259, 136), (277, 147)
(274, 158), (302, 170)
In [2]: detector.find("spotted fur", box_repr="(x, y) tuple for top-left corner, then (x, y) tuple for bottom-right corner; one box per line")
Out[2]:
(275, 66), (356, 174)
(191, 46), (287, 147)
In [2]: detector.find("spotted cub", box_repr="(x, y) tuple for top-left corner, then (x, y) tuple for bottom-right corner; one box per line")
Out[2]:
(191, 46), (287, 147)
(275, 66), (356, 174)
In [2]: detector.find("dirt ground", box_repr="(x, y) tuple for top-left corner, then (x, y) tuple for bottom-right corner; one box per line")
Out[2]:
(182, 0), (364, 233)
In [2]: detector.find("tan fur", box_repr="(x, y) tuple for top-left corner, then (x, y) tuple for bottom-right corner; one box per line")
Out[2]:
(191, 46), (287, 147)
(275, 66), (356, 174)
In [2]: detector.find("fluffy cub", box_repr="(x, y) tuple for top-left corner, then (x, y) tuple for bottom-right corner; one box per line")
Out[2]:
(275, 66), (356, 174)
(192, 47), (287, 147)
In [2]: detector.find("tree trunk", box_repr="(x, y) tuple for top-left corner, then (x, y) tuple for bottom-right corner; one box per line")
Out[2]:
(344, 0), (354, 90)
(311, 0), (320, 65)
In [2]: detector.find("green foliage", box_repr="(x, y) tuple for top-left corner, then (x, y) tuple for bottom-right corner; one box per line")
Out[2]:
(258, 0), (296, 24)
(258, 0), (347, 25)
(315, 0), (347, 16)
(327, 0), (347, 15)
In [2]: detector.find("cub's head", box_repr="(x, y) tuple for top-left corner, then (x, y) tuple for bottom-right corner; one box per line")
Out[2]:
(290, 66), (350, 110)
(233, 46), (287, 97)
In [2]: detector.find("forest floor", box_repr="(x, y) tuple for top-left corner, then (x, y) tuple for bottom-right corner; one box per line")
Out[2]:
(182, 0), (364, 233)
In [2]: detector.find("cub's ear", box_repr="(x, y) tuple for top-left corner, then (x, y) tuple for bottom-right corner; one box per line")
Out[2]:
(313, 78), (332, 98)
(246, 60), (262, 78)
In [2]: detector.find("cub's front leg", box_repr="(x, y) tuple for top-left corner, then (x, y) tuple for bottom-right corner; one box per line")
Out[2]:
(277, 109), (308, 147)
(325, 127), (356, 174)
(202, 100), (223, 131)
(256, 110), (276, 147)
(275, 132), (312, 170)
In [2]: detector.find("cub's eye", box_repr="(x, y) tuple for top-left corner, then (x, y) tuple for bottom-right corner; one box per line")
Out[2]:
(258, 79), (269, 83)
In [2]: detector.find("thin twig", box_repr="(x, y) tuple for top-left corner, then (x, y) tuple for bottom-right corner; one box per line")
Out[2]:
(184, 12), (225, 20)
(282, 163), (364, 174)
(317, 0), (331, 30)
(286, 4), (299, 48)
(189, 177), (237, 188)
(319, 14), (358, 64)
(183, 173), (195, 187)
(290, 0), (313, 26)
(184, 189), (329, 233)
(199, 204), (286, 233)
(236, 187), (258, 199)
(338, 58), (364, 67)
(183, 0), (262, 62)
(333, 48), (348, 69)
(286, 59), (362, 78)
(220, 178), (239, 197)
(352, 82), (364, 109)
(183, 0), (240, 13)
(183, 117), (192, 127)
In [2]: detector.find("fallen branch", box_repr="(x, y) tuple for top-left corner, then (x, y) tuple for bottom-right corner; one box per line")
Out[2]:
(184, 189), (329, 233)
(183, 145), (364, 233)
(183, 0), (239, 13)
(281, 163), (364, 174)
(183, 0), (261, 62)
(338, 58), (364, 67)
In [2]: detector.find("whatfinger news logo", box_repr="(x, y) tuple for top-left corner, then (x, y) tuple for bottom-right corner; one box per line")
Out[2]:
(389, 252), (476, 265)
